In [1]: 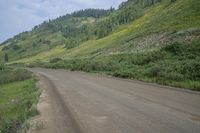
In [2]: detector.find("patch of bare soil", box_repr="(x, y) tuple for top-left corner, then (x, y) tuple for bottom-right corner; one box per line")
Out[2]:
(27, 74), (84, 133)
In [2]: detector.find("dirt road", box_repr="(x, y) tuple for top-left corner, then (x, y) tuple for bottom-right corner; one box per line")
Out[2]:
(29, 68), (200, 133)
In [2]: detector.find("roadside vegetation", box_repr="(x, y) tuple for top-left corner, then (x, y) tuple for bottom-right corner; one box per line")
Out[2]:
(0, 66), (32, 84)
(0, 64), (40, 133)
(30, 40), (200, 91)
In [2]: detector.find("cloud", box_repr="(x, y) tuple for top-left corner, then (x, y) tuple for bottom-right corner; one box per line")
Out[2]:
(0, 0), (125, 43)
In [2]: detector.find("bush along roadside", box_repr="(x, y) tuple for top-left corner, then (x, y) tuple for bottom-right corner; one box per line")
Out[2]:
(0, 66), (41, 133)
(28, 41), (200, 91)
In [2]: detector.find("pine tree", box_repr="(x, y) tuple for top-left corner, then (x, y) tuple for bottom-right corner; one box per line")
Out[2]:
(4, 53), (8, 62)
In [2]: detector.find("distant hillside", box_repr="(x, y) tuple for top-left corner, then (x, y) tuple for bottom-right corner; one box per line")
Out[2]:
(0, 0), (200, 90)
(0, 8), (112, 60)
(0, 0), (163, 61)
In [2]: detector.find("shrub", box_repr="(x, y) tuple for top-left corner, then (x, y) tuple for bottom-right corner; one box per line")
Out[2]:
(50, 58), (63, 63)
(147, 65), (164, 77)
(130, 51), (165, 65)
(2, 46), (9, 51)
(180, 59), (200, 80)
(0, 63), (5, 70)
(11, 44), (21, 50)
(0, 69), (32, 84)
(165, 72), (184, 81)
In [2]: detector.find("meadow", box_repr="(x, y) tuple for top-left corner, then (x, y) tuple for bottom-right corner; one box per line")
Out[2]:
(0, 66), (40, 133)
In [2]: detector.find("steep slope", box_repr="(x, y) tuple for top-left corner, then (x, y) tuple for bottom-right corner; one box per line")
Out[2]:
(0, 0), (163, 62)
(0, 9), (111, 61)
(63, 0), (200, 58)
(0, 0), (200, 90)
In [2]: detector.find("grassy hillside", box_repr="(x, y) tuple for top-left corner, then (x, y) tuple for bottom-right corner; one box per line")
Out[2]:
(0, 0), (163, 62)
(0, 0), (200, 90)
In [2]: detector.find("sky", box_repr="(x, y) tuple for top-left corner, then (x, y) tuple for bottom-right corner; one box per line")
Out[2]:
(0, 0), (125, 43)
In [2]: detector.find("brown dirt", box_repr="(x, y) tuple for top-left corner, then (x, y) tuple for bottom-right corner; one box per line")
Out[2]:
(28, 68), (200, 133)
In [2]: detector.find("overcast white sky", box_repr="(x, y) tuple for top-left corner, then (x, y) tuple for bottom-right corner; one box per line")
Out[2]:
(0, 0), (125, 43)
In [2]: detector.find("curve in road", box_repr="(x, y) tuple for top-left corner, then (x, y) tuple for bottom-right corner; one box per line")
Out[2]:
(29, 68), (200, 133)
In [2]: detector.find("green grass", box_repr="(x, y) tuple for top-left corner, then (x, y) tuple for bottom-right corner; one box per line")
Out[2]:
(0, 78), (40, 133)
(32, 40), (200, 90)
(0, 67), (40, 133)
(0, 68), (32, 84)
